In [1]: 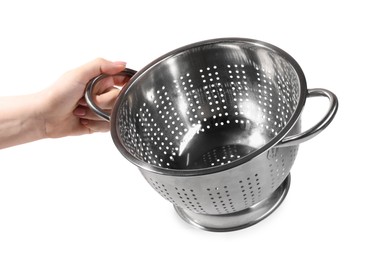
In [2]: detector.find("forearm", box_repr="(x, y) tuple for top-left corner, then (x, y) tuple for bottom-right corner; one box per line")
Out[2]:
(0, 94), (45, 149)
(0, 59), (125, 149)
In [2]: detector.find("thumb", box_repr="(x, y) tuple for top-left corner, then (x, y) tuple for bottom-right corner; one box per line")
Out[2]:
(75, 58), (127, 84)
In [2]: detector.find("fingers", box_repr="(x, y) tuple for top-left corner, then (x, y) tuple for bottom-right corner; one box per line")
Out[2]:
(74, 86), (119, 133)
(75, 87), (119, 118)
(74, 105), (112, 120)
(89, 75), (128, 96)
(80, 119), (110, 133)
(72, 58), (129, 134)
(76, 106), (112, 133)
(96, 87), (120, 107)
(74, 58), (127, 84)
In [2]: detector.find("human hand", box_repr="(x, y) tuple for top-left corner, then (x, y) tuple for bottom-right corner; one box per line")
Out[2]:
(38, 58), (129, 138)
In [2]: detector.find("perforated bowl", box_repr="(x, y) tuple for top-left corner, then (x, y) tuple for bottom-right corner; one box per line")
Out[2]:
(86, 38), (338, 231)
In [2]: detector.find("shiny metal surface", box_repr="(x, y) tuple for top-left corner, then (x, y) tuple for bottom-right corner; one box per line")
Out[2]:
(85, 38), (338, 231)
(139, 144), (298, 217)
(174, 175), (290, 232)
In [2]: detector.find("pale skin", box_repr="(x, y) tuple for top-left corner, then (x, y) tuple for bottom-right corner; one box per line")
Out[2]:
(0, 58), (129, 149)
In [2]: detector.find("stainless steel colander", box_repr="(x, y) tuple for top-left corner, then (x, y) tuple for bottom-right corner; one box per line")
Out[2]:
(85, 38), (338, 231)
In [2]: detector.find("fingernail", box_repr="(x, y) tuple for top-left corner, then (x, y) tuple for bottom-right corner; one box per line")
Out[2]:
(74, 107), (86, 116)
(78, 99), (87, 106)
(114, 61), (126, 67)
(80, 119), (89, 125)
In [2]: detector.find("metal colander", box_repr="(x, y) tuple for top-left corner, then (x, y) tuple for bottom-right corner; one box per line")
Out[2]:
(86, 38), (338, 231)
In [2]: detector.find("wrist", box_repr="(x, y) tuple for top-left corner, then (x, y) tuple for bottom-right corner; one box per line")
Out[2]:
(0, 93), (46, 149)
(31, 92), (49, 140)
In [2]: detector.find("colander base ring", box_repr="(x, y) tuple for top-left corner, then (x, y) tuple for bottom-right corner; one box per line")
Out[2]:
(174, 175), (291, 232)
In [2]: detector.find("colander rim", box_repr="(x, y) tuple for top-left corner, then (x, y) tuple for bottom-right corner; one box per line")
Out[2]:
(111, 37), (307, 176)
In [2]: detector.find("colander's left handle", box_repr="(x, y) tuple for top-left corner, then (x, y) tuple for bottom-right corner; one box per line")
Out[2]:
(85, 68), (137, 121)
(277, 88), (338, 147)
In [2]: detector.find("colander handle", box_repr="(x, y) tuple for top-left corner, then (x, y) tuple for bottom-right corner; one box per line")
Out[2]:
(85, 68), (137, 121)
(277, 88), (338, 147)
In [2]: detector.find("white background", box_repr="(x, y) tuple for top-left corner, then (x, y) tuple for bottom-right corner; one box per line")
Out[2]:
(0, 0), (373, 259)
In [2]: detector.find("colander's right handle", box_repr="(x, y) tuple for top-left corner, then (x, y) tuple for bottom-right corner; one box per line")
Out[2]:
(277, 88), (338, 147)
